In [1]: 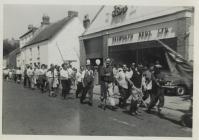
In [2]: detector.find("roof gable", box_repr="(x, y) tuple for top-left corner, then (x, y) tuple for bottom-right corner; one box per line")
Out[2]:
(19, 27), (37, 39)
(23, 16), (74, 47)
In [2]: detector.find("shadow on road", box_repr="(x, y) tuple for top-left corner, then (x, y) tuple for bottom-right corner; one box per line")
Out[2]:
(122, 110), (144, 120)
(144, 110), (192, 128)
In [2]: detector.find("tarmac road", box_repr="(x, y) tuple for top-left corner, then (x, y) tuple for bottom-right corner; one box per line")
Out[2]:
(2, 81), (192, 136)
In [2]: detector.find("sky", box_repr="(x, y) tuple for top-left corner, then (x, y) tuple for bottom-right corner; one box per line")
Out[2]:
(3, 4), (101, 39)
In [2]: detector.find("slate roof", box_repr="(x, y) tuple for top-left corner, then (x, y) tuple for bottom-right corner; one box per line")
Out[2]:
(19, 27), (38, 39)
(9, 47), (20, 56)
(23, 16), (74, 48)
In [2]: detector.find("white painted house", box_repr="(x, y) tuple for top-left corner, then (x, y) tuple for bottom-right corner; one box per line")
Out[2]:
(18, 11), (84, 70)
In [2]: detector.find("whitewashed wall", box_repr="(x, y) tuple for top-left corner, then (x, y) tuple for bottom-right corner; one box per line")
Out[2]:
(20, 41), (48, 67)
(16, 53), (21, 67)
(19, 17), (84, 70)
(20, 32), (34, 48)
(48, 17), (84, 69)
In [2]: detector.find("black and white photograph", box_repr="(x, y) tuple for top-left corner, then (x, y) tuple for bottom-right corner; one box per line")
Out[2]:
(1, 2), (197, 138)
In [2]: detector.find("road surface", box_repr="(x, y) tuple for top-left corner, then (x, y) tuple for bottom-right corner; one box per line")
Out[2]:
(2, 81), (192, 136)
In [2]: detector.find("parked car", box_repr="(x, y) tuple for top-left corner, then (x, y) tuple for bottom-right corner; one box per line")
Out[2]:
(161, 71), (193, 96)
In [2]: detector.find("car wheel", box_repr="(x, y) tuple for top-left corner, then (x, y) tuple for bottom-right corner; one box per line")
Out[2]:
(176, 86), (186, 96)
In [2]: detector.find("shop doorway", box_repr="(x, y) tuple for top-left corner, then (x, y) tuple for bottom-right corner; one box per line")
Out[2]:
(108, 38), (177, 69)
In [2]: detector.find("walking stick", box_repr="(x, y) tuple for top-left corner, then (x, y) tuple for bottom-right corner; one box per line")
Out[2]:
(138, 75), (147, 107)
(56, 42), (65, 62)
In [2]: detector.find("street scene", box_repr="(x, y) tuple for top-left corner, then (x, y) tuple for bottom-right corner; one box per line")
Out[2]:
(3, 5), (193, 136)
(2, 80), (192, 136)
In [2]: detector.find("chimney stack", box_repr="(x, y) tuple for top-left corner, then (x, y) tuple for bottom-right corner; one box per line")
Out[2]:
(41, 14), (50, 26)
(28, 24), (34, 30)
(83, 15), (90, 29)
(68, 11), (78, 17)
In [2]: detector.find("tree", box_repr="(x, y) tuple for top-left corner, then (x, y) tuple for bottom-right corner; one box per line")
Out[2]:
(3, 39), (19, 57)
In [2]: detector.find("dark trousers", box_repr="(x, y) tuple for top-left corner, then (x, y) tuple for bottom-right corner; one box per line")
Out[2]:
(100, 82), (110, 100)
(24, 76), (31, 87)
(39, 76), (46, 92)
(101, 82), (106, 99)
(76, 82), (83, 97)
(80, 84), (94, 103)
(16, 74), (21, 83)
(4, 75), (8, 80)
(130, 99), (139, 113)
(142, 90), (152, 101)
(61, 79), (70, 99)
(148, 88), (165, 110)
(18, 74), (22, 81)
(14, 74), (17, 82)
(118, 86), (130, 106)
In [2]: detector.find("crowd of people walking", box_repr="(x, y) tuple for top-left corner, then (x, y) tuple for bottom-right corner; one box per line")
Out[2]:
(3, 58), (166, 116)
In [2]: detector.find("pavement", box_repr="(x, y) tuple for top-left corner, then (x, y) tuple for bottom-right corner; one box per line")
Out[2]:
(2, 81), (192, 136)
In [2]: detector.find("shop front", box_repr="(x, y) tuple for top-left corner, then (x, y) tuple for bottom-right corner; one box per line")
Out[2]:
(80, 6), (193, 65)
(79, 6), (193, 84)
(107, 24), (178, 68)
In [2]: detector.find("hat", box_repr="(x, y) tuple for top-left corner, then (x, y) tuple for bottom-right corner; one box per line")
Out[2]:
(86, 59), (91, 65)
(155, 64), (162, 68)
(62, 63), (68, 68)
(118, 68), (123, 72)
(149, 63), (154, 67)
(106, 58), (111, 62)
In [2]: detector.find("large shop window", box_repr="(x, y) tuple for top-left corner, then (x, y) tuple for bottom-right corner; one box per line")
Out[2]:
(109, 38), (177, 69)
(84, 37), (103, 58)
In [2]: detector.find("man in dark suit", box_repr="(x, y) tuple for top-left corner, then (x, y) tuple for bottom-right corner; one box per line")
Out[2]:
(147, 64), (165, 113)
(100, 58), (116, 109)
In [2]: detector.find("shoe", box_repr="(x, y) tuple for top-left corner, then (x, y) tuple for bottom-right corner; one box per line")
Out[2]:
(100, 97), (104, 102)
(146, 109), (151, 114)
(110, 106), (118, 111)
(157, 107), (162, 113)
(135, 111), (141, 115)
(80, 100), (84, 104)
(88, 102), (93, 106)
(53, 94), (57, 97)
(112, 106), (118, 110)
(130, 112), (136, 116)
(98, 104), (103, 108)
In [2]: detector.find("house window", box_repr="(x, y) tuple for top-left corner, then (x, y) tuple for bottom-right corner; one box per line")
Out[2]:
(37, 46), (40, 56)
(37, 46), (40, 60)
(30, 48), (32, 60)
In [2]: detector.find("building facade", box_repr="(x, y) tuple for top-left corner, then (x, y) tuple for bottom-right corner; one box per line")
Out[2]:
(18, 11), (84, 70)
(79, 6), (194, 68)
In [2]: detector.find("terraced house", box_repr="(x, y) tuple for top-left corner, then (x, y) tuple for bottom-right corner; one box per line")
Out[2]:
(18, 11), (84, 70)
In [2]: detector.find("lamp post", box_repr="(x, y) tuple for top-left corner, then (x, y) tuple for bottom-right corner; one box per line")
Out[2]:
(95, 59), (101, 85)
(86, 59), (91, 65)
(95, 59), (101, 66)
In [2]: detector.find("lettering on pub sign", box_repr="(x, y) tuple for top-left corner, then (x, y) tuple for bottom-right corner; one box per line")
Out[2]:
(108, 27), (174, 46)
(112, 5), (128, 17)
